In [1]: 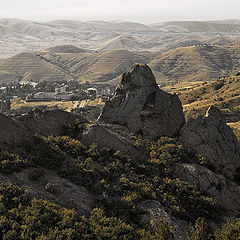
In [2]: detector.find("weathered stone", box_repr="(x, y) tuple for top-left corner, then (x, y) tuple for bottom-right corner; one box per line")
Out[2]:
(0, 167), (94, 215)
(98, 64), (185, 140)
(137, 200), (189, 240)
(81, 123), (148, 160)
(175, 163), (240, 217)
(19, 108), (86, 136)
(179, 106), (240, 179)
(0, 113), (33, 151)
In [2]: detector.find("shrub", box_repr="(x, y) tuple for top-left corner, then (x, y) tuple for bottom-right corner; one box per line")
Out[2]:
(0, 152), (29, 173)
(213, 81), (224, 90)
(186, 218), (212, 240)
(44, 183), (57, 194)
(214, 218), (240, 240)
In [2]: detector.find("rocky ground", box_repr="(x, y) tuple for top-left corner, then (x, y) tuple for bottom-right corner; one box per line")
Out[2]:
(0, 64), (239, 239)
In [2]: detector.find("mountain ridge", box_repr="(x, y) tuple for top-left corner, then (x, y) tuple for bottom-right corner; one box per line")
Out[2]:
(0, 44), (239, 85)
(0, 18), (240, 59)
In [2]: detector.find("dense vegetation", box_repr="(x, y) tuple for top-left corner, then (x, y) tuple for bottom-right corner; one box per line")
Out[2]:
(0, 134), (239, 239)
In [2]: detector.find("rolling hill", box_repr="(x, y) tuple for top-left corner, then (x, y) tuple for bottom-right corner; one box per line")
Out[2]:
(0, 46), (150, 84)
(151, 20), (240, 33)
(0, 18), (240, 59)
(149, 45), (240, 83)
(165, 75), (240, 139)
(0, 44), (239, 85)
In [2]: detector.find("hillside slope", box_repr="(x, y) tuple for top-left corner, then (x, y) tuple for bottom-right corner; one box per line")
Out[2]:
(166, 75), (240, 139)
(0, 44), (239, 84)
(0, 65), (240, 239)
(0, 46), (150, 84)
(149, 45), (240, 83)
(0, 18), (240, 59)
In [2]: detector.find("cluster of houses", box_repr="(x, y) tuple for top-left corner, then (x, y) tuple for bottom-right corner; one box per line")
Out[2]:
(0, 80), (115, 114)
(25, 82), (115, 102)
(26, 85), (75, 101)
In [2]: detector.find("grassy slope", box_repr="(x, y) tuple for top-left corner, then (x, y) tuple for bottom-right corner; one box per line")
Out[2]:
(165, 75), (240, 140)
(150, 45), (240, 84)
(0, 45), (240, 85)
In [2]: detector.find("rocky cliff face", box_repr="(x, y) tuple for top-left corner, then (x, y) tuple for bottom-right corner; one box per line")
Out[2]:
(0, 109), (85, 151)
(0, 113), (33, 151)
(98, 64), (185, 140)
(18, 108), (85, 137)
(175, 163), (240, 218)
(179, 106), (240, 180)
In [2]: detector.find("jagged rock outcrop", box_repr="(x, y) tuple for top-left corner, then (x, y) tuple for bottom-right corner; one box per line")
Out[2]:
(137, 200), (189, 240)
(179, 106), (240, 179)
(0, 109), (87, 151)
(175, 163), (240, 217)
(0, 167), (94, 215)
(0, 113), (33, 151)
(18, 108), (86, 136)
(98, 64), (185, 140)
(81, 123), (148, 160)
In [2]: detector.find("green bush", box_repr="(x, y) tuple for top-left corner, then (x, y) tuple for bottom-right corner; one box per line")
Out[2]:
(0, 152), (29, 174)
(214, 218), (240, 240)
(0, 182), (145, 239)
(44, 183), (57, 194)
(186, 218), (212, 240)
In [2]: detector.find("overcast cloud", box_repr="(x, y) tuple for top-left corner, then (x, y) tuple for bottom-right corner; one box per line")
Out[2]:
(0, 0), (239, 23)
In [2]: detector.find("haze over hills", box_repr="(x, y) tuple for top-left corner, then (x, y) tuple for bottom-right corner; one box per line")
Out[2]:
(0, 18), (240, 59)
(0, 44), (239, 85)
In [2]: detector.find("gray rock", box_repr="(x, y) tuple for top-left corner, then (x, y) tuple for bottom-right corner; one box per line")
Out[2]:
(19, 108), (85, 136)
(98, 64), (185, 140)
(179, 106), (240, 179)
(81, 123), (148, 160)
(0, 113), (33, 151)
(137, 200), (189, 240)
(0, 168), (94, 215)
(175, 163), (240, 217)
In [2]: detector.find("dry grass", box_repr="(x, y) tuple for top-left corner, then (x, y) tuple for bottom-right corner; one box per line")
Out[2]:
(11, 98), (105, 112)
(167, 75), (240, 141)
(11, 99), (74, 112)
(227, 121), (240, 141)
(168, 75), (240, 122)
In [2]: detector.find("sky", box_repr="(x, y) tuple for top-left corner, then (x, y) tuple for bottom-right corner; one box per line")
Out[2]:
(0, 0), (239, 24)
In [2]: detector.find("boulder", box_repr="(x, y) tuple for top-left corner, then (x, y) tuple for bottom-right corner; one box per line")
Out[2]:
(98, 64), (185, 140)
(0, 167), (94, 215)
(175, 163), (240, 217)
(81, 123), (148, 160)
(18, 108), (86, 136)
(137, 200), (189, 240)
(0, 113), (33, 151)
(179, 106), (240, 179)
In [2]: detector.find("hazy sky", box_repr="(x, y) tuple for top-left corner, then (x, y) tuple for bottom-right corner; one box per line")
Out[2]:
(0, 0), (239, 23)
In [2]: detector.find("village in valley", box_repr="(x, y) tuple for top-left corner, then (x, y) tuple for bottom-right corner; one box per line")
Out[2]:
(0, 80), (115, 115)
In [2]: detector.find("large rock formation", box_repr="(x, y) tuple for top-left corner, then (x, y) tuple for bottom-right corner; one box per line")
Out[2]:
(81, 123), (148, 161)
(179, 106), (240, 179)
(175, 163), (240, 217)
(18, 108), (86, 136)
(98, 64), (185, 140)
(0, 113), (33, 151)
(137, 200), (189, 240)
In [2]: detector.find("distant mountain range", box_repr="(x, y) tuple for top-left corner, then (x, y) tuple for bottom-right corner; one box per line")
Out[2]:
(0, 18), (240, 59)
(0, 44), (239, 85)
